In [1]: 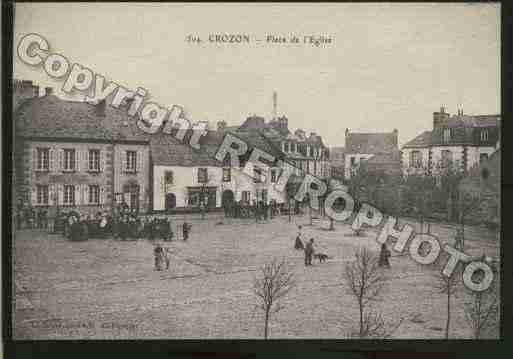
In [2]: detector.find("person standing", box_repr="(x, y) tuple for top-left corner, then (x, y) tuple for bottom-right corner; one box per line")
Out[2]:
(154, 242), (164, 271)
(182, 221), (190, 241)
(304, 238), (315, 266)
(378, 243), (391, 268)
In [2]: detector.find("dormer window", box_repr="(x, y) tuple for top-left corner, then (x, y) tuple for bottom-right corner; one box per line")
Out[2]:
(481, 129), (489, 141)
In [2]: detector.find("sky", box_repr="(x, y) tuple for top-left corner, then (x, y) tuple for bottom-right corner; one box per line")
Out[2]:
(13, 2), (500, 147)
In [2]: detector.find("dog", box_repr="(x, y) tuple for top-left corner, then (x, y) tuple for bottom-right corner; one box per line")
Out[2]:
(314, 253), (330, 263)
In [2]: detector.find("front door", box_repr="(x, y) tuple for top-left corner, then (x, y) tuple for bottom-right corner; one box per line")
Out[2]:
(165, 193), (176, 210)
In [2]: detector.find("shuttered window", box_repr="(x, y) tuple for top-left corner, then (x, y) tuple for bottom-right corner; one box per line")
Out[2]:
(36, 148), (50, 171)
(89, 185), (100, 204)
(64, 185), (75, 205)
(89, 149), (100, 171)
(36, 185), (49, 205)
(63, 149), (76, 171)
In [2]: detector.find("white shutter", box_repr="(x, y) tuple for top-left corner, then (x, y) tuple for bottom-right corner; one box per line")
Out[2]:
(84, 149), (90, 172)
(82, 185), (88, 205)
(75, 149), (80, 172)
(48, 185), (54, 206)
(73, 185), (80, 205)
(99, 186), (106, 205)
(100, 149), (106, 172)
(122, 151), (127, 173)
(57, 184), (63, 205)
(136, 151), (141, 173)
(31, 186), (37, 205)
(48, 148), (53, 172)
(59, 149), (64, 171)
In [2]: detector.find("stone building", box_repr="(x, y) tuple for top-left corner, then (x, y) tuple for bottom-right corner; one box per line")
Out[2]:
(221, 113), (331, 179)
(344, 128), (400, 179)
(150, 129), (287, 211)
(14, 93), (151, 215)
(329, 146), (345, 179)
(401, 107), (500, 176)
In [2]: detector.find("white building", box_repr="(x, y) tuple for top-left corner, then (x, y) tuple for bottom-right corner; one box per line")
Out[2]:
(150, 131), (286, 212)
(402, 107), (500, 176)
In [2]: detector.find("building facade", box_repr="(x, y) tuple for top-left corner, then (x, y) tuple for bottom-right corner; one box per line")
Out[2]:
(151, 130), (287, 212)
(329, 146), (345, 179)
(344, 128), (400, 179)
(402, 107), (500, 177)
(15, 93), (151, 216)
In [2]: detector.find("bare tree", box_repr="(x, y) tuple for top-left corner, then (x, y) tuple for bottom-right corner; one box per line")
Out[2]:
(253, 258), (296, 339)
(464, 287), (499, 339)
(433, 271), (458, 339)
(344, 246), (398, 338)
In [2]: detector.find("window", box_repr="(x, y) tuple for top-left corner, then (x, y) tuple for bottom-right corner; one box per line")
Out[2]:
(480, 153), (489, 164)
(126, 151), (137, 172)
(36, 185), (49, 205)
(443, 128), (451, 143)
(253, 167), (262, 183)
(198, 168), (208, 183)
(309, 146), (314, 157)
(441, 150), (453, 167)
(481, 130), (489, 141)
(242, 191), (251, 204)
(410, 150), (422, 168)
(270, 169), (277, 183)
(291, 142), (296, 152)
(350, 156), (356, 166)
(222, 168), (231, 182)
(36, 148), (50, 171)
(63, 149), (76, 171)
(89, 185), (100, 204)
(64, 185), (75, 205)
(284, 142), (290, 152)
(165, 170), (174, 185)
(89, 149), (100, 172)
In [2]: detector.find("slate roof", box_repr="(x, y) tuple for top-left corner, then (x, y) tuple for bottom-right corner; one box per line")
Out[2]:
(402, 131), (432, 148)
(345, 132), (398, 154)
(151, 129), (286, 167)
(443, 114), (500, 128)
(15, 95), (150, 142)
(150, 131), (221, 167)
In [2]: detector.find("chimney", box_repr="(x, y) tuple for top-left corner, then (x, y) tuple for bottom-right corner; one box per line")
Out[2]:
(433, 106), (449, 129)
(392, 128), (398, 147)
(217, 120), (227, 131)
(345, 128), (349, 137)
(45, 87), (53, 96)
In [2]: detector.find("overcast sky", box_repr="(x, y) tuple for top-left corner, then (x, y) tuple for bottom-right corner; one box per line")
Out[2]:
(13, 2), (500, 147)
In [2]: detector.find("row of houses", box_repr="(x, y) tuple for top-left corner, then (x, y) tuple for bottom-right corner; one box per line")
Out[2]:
(13, 82), (331, 214)
(329, 106), (500, 181)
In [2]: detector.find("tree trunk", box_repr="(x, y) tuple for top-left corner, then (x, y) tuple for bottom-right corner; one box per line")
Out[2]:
(264, 309), (270, 339)
(445, 289), (450, 339)
(359, 300), (364, 337)
(288, 200), (292, 222)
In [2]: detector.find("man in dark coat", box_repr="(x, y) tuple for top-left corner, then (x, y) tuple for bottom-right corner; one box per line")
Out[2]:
(304, 238), (315, 266)
(183, 221), (190, 241)
(378, 243), (391, 268)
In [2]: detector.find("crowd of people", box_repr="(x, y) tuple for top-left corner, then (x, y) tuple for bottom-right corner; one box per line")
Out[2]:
(16, 203), (50, 230)
(223, 199), (281, 221)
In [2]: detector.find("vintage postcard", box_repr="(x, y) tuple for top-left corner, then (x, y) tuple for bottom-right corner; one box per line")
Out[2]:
(11, 2), (500, 340)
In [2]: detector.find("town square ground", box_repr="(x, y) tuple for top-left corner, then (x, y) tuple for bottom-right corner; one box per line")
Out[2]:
(13, 213), (500, 339)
